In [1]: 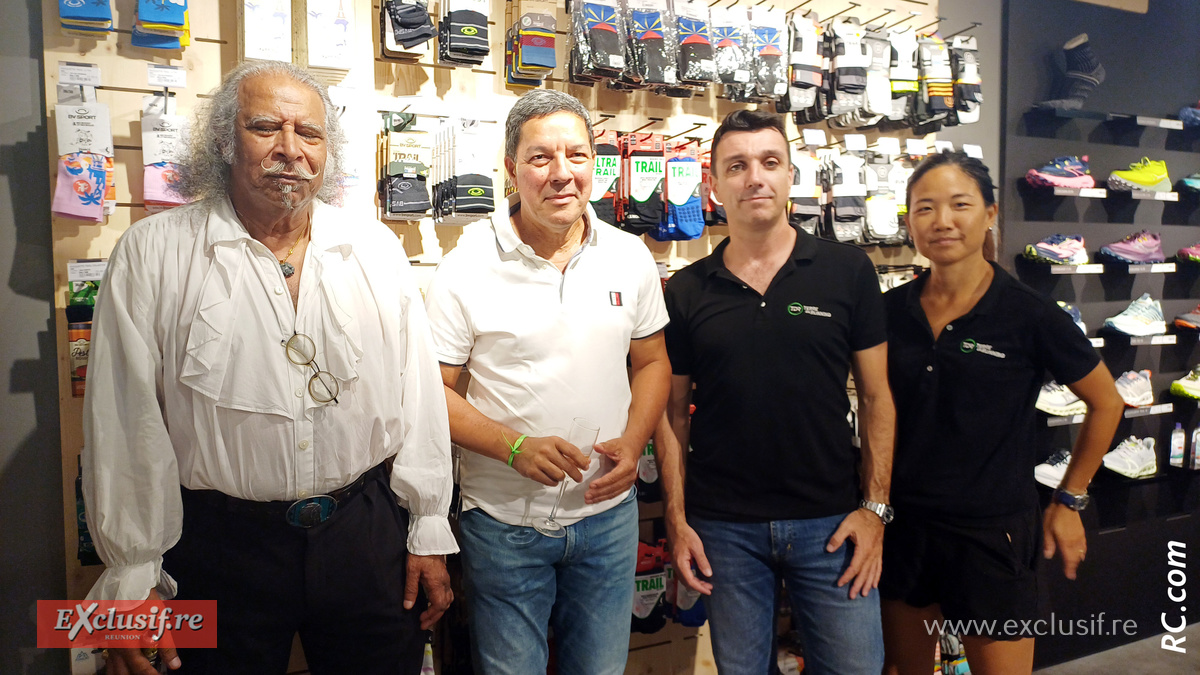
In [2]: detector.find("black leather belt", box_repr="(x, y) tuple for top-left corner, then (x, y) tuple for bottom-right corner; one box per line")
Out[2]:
(183, 462), (388, 528)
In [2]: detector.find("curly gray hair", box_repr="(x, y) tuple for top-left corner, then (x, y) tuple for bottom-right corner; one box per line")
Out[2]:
(177, 61), (346, 202)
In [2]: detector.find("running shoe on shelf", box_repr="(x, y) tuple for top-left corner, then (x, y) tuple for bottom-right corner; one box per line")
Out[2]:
(1023, 234), (1088, 265)
(1034, 449), (1072, 488)
(1097, 230), (1165, 264)
(1102, 436), (1157, 479)
(1174, 303), (1200, 330)
(1115, 369), (1153, 407)
(1170, 365), (1200, 399)
(1107, 157), (1171, 192)
(1057, 301), (1087, 334)
(1025, 156), (1095, 189)
(1036, 381), (1088, 416)
(1103, 293), (1167, 336)
(1177, 242), (1200, 264)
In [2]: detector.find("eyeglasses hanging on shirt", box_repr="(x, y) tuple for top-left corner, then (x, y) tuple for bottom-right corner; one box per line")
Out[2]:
(282, 333), (340, 404)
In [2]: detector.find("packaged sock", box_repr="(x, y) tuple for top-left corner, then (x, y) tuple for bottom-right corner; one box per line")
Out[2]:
(830, 152), (867, 243)
(386, 0), (436, 48)
(676, 3), (715, 85)
(517, 20), (556, 71)
(862, 27), (892, 116)
(576, 0), (626, 76)
(590, 130), (621, 226)
(628, 0), (678, 85)
(453, 173), (493, 213)
(828, 17), (868, 114)
(918, 34), (953, 123)
(387, 161), (432, 216)
(622, 133), (665, 235)
(711, 7), (751, 88)
(53, 152), (107, 222)
(635, 439), (661, 502)
(863, 156), (900, 243)
(667, 562), (708, 627)
(750, 8), (788, 99)
(631, 541), (668, 634)
(950, 36), (982, 124)
(786, 13), (823, 111)
(654, 142), (703, 241)
(888, 29), (919, 121)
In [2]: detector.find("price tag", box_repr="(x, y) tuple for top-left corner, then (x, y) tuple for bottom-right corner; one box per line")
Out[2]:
(906, 138), (928, 156)
(1161, 118), (1184, 130)
(962, 144), (983, 159)
(148, 64), (187, 89)
(58, 61), (101, 87)
(843, 134), (868, 152)
(1153, 191), (1179, 201)
(802, 128), (827, 147)
(876, 137), (901, 156)
(1150, 335), (1177, 345)
(933, 140), (954, 153)
(1135, 116), (1157, 127)
(1076, 264), (1103, 274)
(1079, 188), (1107, 198)
(1089, 338), (1105, 348)
(1149, 263), (1176, 273)
(67, 259), (108, 282)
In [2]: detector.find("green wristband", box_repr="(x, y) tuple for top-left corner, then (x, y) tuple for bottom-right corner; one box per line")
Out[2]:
(506, 434), (528, 467)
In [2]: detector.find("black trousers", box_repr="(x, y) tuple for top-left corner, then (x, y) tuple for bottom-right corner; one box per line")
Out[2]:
(164, 471), (426, 675)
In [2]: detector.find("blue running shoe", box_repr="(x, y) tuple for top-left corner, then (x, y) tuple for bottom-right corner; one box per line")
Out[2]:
(1179, 104), (1200, 127)
(1026, 155), (1095, 189)
(1182, 173), (1200, 191)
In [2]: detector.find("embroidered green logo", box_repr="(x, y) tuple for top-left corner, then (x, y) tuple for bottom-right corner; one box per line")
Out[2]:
(467, 187), (485, 196)
(960, 339), (977, 353)
(788, 302), (804, 316)
(461, 26), (478, 35)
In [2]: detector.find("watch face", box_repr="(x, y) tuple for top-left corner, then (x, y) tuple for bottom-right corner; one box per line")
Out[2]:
(881, 506), (895, 524)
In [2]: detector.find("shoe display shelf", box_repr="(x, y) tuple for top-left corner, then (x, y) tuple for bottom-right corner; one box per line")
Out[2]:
(1042, 261), (1177, 275)
(1095, 330), (1177, 346)
(1034, 186), (1181, 201)
(1026, 106), (1186, 130)
(1046, 402), (1174, 427)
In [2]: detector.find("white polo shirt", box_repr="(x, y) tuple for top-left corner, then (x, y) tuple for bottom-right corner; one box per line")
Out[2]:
(425, 195), (669, 526)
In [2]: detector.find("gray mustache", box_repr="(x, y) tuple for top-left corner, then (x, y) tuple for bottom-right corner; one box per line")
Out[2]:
(262, 160), (321, 180)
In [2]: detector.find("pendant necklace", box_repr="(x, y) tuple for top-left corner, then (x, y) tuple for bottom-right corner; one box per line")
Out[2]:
(277, 224), (308, 278)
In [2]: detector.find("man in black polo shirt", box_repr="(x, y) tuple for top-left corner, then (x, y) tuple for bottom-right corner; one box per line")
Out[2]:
(655, 110), (895, 674)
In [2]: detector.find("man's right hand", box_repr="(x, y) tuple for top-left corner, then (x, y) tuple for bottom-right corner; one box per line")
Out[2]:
(105, 590), (181, 674)
(666, 513), (713, 596)
(510, 435), (591, 486)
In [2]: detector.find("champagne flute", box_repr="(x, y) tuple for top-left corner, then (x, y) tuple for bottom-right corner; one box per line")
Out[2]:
(533, 417), (600, 537)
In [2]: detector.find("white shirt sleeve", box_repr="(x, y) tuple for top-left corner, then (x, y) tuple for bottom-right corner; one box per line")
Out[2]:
(390, 261), (459, 555)
(82, 233), (182, 601)
(424, 258), (474, 365)
(632, 245), (670, 339)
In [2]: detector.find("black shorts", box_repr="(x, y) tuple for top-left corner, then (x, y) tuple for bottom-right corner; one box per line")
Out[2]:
(880, 507), (1040, 639)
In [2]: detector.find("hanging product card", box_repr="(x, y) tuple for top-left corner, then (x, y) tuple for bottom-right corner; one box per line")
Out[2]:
(141, 93), (177, 116)
(801, 128), (826, 147)
(141, 114), (186, 164)
(933, 140), (954, 153)
(58, 61), (101, 87)
(876, 137), (902, 156)
(791, 151), (821, 199)
(307, 0), (356, 71)
(55, 103), (113, 157)
(666, 154), (701, 206)
(242, 0), (292, 62)
(844, 134), (868, 152)
(629, 149), (666, 202)
(906, 138), (928, 156)
(67, 258), (108, 285)
(147, 64), (187, 88)
(962, 143), (983, 159)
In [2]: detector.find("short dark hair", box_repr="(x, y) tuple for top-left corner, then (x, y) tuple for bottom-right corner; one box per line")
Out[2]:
(906, 151), (1000, 261)
(709, 109), (788, 166)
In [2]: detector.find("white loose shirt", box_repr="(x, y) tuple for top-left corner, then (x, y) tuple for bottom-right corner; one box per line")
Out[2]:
(82, 196), (456, 602)
(424, 196), (669, 527)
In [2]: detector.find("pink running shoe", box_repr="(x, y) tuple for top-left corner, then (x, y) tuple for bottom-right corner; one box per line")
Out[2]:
(1025, 156), (1096, 189)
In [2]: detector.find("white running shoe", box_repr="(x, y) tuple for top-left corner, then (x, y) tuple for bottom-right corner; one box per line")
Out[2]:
(1170, 365), (1200, 399)
(1036, 381), (1087, 415)
(1104, 293), (1167, 336)
(1115, 369), (1154, 407)
(1034, 449), (1072, 488)
(1103, 436), (1158, 478)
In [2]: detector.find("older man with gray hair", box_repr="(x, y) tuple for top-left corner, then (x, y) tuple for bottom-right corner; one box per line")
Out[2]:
(83, 60), (455, 675)
(424, 89), (671, 674)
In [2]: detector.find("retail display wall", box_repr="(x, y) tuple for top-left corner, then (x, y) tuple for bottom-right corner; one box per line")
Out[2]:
(1002, 0), (1200, 667)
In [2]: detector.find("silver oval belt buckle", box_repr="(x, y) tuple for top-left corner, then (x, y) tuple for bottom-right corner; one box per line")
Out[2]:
(286, 495), (338, 528)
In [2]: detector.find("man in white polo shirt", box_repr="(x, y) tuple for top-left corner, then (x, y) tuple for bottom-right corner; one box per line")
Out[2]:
(425, 90), (670, 674)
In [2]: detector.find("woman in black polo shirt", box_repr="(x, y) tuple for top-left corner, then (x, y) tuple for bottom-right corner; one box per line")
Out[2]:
(880, 152), (1124, 675)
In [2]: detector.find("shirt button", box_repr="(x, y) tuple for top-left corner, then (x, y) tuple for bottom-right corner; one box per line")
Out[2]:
(926, 365), (934, 372)
(760, 301), (766, 308)
(274, 286), (284, 295)
(295, 388), (304, 398)
(946, 324), (954, 331)
(299, 440), (310, 450)
(297, 490), (309, 498)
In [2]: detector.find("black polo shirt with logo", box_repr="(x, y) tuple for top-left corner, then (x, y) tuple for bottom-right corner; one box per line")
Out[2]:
(884, 264), (1100, 518)
(664, 228), (886, 522)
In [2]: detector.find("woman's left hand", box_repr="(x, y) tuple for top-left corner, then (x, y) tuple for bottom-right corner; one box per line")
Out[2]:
(1043, 503), (1087, 580)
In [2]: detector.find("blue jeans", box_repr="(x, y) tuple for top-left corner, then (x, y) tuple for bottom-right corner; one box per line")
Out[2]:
(691, 513), (884, 675)
(458, 490), (637, 675)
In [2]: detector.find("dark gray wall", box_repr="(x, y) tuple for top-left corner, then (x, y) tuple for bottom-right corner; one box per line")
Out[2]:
(933, 0), (1003, 177)
(1, 0), (68, 673)
(1001, 0), (1200, 668)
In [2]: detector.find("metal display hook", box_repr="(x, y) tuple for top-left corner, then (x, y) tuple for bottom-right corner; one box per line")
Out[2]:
(886, 11), (921, 30)
(943, 21), (982, 40)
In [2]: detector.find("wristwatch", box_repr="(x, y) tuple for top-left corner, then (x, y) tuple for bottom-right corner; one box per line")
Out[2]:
(860, 499), (894, 524)
(1052, 488), (1090, 511)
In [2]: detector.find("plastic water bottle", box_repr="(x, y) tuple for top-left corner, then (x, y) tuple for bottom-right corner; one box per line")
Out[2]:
(1192, 424), (1200, 470)
(1171, 424), (1185, 468)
